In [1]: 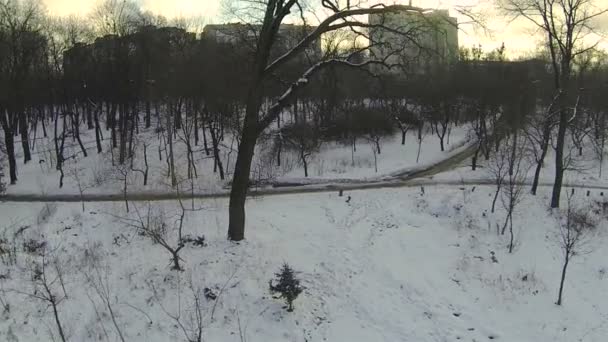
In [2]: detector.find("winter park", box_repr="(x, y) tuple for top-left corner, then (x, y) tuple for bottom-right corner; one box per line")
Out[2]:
(1, 0), (608, 341)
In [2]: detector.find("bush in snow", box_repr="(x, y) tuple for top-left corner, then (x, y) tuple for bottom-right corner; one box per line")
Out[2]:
(269, 263), (303, 312)
(183, 234), (207, 247)
(22, 239), (47, 255)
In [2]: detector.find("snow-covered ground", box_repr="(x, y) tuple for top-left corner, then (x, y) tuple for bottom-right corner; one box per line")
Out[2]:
(1, 185), (607, 342)
(2, 122), (471, 196)
(434, 137), (608, 188)
(276, 127), (470, 180)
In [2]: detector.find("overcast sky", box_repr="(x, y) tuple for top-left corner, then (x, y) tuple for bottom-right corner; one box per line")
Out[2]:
(43, 0), (607, 57)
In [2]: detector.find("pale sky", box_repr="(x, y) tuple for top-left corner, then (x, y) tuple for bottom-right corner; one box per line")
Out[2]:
(43, 0), (607, 57)
(43, 0), (221, 20)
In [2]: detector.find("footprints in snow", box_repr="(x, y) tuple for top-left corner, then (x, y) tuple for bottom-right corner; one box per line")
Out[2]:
(449, 310), (499, 341)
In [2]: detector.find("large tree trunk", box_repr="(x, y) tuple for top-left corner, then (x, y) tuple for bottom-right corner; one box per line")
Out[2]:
(0, 110), (17, 184)
(228, 128), (257, 241)
(532, 119), (551, 195)
(226, 3), (277, 241)
(531, 160), (543, 196)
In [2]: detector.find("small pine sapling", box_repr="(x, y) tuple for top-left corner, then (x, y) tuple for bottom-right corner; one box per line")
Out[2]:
(269, 263), (303, 312)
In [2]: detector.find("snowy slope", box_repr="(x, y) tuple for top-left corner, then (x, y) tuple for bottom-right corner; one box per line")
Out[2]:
(2, 122), (471, 196)
(1, 185), (606, 342)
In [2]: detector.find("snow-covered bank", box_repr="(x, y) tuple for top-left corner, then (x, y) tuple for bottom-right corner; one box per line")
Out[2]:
(1, 186), (606, 341)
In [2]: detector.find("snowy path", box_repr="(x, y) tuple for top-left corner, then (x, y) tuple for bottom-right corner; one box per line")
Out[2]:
(4, 128), (607, 203)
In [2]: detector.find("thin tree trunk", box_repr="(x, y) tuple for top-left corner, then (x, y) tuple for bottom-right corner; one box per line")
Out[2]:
(87, 103), (94, 130)
(201, 113), (210, 156)
(145, 100), (151, 128)
(167, 108), (176, 188)
(301, 151), (308, 177)
(508, 214), (514, 253)
(111, 103), (117, 148)
(557, 254), (569, 305)
(143, 144), (149, 186)
(19, 112), (31, 163)
(210, 125), (225, 180)
(41, 108), (48, 138)
(491, 185), (500, 213)
(3, 129), (17, 184)
(94, 108), (103, 153)
(194, 107), (199, 146)
(74, 112), (88, 157)
(50, 298), (67, 342)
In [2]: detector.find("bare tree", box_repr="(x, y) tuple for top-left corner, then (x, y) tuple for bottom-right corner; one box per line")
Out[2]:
(149, 274), (205, 342)
(130, 138), (150, 186)
(14, 249), (69, 342)
(556, 194), (596, 305)
(114, 161), (132, 213)
(281, 121), (322, 178)
(118, 203), (186, 270)
(500, 134), (530, 253)
(67, 160), (91, 212)
(90, 0), (142, 37)
(81, 246), (126, 342)
(117, 188), (204, 272)
(501, 0), (608, 208)
(0, 0), (47, 183)
(487, 141), (509, 214)
(525, 92), (559, 195)
(389, 99), (417, 145)
(177, 108), (198, 180)
(415, 121), (428, 164)
(224, 1), (467, 240)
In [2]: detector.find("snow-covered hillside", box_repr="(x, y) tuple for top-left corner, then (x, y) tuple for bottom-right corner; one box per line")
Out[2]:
(2, 123), (471, 196)
(1, 186), (606, 342)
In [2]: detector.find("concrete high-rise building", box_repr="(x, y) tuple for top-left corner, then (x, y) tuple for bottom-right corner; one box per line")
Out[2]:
(368, 9), (458, 74)
(203, 23), (322, 61)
